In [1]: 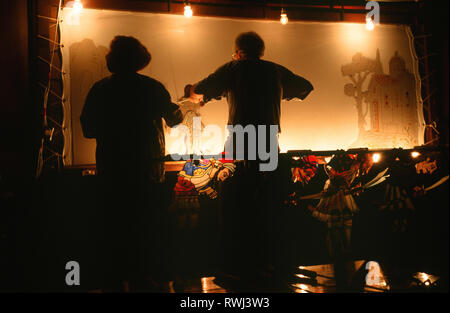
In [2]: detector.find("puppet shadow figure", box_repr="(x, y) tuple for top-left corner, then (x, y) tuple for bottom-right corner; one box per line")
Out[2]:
(68, 38), (109, 165)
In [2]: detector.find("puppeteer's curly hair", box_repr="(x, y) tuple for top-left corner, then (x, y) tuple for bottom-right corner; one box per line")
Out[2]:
(106, 36), (151, 74)
(235, 31), (265, 59)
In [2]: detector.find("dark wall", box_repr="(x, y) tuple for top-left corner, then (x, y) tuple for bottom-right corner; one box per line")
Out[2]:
(0, 0), (33, 184)
(424, 0), (449, 145)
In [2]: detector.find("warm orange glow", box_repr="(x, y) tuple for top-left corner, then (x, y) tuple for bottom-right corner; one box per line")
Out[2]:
(372, 153), (381, 163)
(65, 0), (83, 25)
(340, 23), (368, 52)
(292, 283), (308, 293)
(298, 284), (308, 291)
(199, 277), (226, 293)
(66, 0), (83, 12)
(420, 272), (430, 281)
(413, 272), (438, 288)
(61, 9), (423, 165)
(296, 274), (307, 279)
(411, 151), (420, 158)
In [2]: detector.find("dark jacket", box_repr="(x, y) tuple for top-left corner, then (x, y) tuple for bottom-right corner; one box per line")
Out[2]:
(194, 59), (314, 131)
(80, 73), (183, 183)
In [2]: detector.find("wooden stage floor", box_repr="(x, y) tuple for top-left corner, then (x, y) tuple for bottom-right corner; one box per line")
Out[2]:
(118, 260), (442, 293)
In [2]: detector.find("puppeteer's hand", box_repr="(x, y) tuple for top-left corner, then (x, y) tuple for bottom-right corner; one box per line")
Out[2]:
(185, 84), (204, 105)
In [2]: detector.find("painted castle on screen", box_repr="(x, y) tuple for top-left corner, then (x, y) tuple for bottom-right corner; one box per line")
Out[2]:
(343, 50), (421, 149)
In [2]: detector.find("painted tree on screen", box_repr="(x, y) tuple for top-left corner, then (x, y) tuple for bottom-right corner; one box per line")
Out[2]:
(341, 50), (381, 135)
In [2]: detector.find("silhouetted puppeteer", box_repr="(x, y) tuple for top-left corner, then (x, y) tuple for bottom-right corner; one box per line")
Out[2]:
(188, 31), (313, 140)
(182, 31), (314, 280)
(80, 35), (183, 291)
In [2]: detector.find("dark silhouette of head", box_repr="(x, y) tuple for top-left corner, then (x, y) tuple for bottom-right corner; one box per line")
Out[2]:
(106, 36), (151, 74)
(235, 32), (265, 59)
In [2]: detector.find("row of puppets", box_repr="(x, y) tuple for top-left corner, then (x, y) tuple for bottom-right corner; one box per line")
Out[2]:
(169, 149), (448, 263)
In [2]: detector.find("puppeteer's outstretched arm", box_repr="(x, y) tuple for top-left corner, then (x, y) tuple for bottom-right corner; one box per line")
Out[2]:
(158, 83), (183, 127)
(187, 83), (204, 104)
(279, 65), (314, 101)
(187, 63), (231, 104)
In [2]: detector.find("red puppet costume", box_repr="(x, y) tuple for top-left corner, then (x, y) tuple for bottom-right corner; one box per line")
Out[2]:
(309, 154), (364, 258)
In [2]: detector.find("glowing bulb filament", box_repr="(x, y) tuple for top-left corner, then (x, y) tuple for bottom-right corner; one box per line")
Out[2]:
(366, 17), (374, 31)
(73, 0), (83, 12)
(66, 0), (83, 25)
(372, 153), (381, 163)
(184, 5), (193, 18)
(280, 13), (288, 25)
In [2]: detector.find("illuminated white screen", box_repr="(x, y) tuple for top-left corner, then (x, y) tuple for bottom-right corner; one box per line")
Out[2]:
(60, 8), (424, 165)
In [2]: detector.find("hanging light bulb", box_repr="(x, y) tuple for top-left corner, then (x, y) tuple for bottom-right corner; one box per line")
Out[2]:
(66, 0), (83, 25)
(73, 0), (83, 12)
(411, 151), (420, 158)
(184, 2), (193, 18)
(366, 16), (374, 31)
(280, 8), (288, 25)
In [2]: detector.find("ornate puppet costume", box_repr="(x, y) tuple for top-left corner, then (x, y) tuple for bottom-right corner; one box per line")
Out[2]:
(175, 159), (236, 197)
(292, 155), (320, 186)
(171, 158), (236, 227)
(169, 158), (236, 286)
(378, 151), (416, 233)
(305, 153), (379, 291)
(309, 153), (375, 257)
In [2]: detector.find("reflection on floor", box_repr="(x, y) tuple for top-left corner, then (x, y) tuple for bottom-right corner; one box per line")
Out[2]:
(169, 277), (228, 293)
(161, 260), (443, 293)
(290, 260), (389, 293)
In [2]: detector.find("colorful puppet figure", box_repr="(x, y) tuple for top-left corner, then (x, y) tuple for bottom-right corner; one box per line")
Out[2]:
(285, 155), (320, 207)
(169, 158), (236, 284)
(176, 159), (235, 198)
(297, 153), (388, 290)
(292, 155), (320, 185)
(173, 158), (236, 209)
(171, 158), (236, 231)
(308, 153), (377, 257)
(310, 154), (360, 257)
(380, 152), (448, 233)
